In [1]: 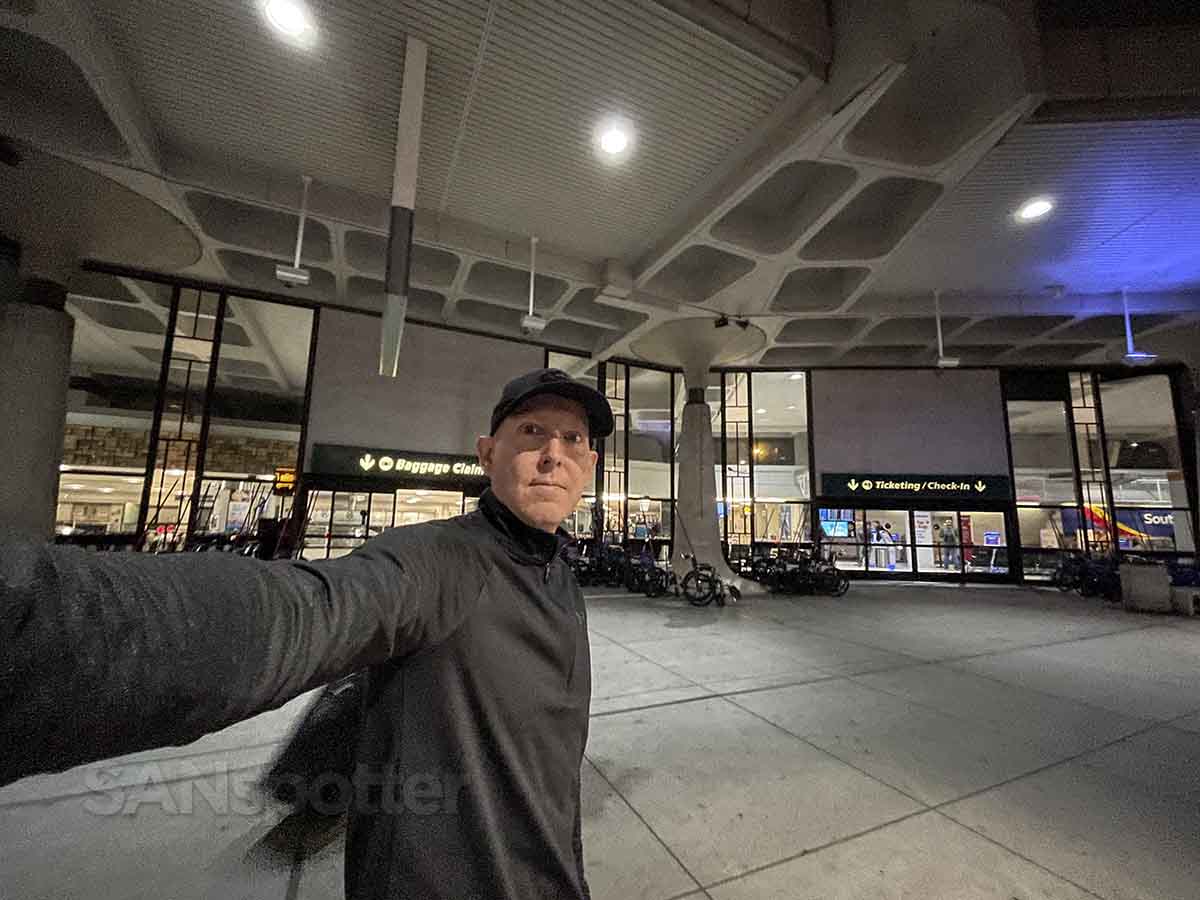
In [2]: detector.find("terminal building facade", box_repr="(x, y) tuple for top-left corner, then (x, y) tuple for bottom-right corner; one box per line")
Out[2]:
(51, 266), (1197, 585)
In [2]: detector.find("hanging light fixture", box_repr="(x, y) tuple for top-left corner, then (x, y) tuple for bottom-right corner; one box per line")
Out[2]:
(933, 290), (960, 368)
(1121, 288), (1158, 365)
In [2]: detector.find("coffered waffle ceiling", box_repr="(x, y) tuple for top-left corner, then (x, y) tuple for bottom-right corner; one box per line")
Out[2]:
(2, 0), (1198, 378)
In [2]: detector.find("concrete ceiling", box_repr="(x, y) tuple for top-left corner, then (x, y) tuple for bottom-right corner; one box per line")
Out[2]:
(2, 0), (1198, 380)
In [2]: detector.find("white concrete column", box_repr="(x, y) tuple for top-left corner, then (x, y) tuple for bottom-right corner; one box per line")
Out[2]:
(673, 367), (742, 587)
(0, 275), (74, 541)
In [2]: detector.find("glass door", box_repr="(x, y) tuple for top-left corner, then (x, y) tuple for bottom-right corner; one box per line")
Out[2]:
(914, 510), (962, 575)
(863, 509), (912, 573)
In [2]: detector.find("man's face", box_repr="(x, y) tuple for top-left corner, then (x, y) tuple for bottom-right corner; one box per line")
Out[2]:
(477, 394), (598, 533)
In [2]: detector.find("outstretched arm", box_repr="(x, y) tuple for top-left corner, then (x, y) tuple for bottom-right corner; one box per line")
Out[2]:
(0, 528), (484, 788)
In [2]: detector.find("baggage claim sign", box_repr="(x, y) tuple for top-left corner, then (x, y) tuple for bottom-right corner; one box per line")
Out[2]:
(822, 473), (1012, 501)
(310, 444), (490, 489)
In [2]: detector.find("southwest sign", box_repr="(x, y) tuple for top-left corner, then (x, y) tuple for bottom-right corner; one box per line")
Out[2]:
(310, 444), (489, 485)
(823, 473), (1011, 501)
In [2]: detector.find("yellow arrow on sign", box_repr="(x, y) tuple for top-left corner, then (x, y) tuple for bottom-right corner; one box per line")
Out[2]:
(975, 480), (986, 492)
(847, 479), (859, 491)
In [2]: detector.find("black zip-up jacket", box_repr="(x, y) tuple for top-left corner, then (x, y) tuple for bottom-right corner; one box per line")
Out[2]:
(0, 489), (592, 899)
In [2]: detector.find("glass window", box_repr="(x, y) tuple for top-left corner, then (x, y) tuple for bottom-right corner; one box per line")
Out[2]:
(751, 372), (809, 501)
(1099, 375), (1186, 508)
(601, 362), (626, 541)
(57, 275), (173, 537)
(627, 367), (672, 499)
(1112, 508), (1194, 553)
(962, 511), (1008, 574)
(818, 508), (865, 570)
(754, 502), (812, 545)
(1006, 400), (1078, 504)
(1017, 506), (1081, 551)
(914, 510), (962, 574)
(196, 297), (314, 539)
(55, 473), (143, 538)
(864, 510), (912, 572)
(563, 496), (596, 540)
(627, 498), (671, 541)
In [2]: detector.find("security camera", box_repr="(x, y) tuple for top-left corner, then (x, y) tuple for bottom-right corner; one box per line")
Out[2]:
(521, 314), (549, 336)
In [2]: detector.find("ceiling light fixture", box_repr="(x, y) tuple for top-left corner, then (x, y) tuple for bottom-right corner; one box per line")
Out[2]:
(599, 128), (629, 155)
(594, 117), (634, 162)
(1120, 288), (1158, 365)
(756, 408), (766, 415)
(788, 373), (803, 381)
(1015, 197), (1054, 223)
(933, 290), (960, 368)
(264, 0), (313, 38)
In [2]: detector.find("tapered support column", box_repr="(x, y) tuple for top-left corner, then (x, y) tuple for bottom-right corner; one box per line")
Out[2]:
(673, 367), (742, 588)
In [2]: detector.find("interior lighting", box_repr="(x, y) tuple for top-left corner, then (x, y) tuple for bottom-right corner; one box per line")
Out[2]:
(1014, 197), (1054, 223)
(166, 468), (186, 477)
(264, 0), (312, 38)
(66, 484), (84, 490)
(599, 127), (629, 155)
(594, 117), (634, 162)
(786, 404), (797, 410)
(756, 408), (766, 415)
(788, 373), (803, 381)
(98, 487), (115, 494)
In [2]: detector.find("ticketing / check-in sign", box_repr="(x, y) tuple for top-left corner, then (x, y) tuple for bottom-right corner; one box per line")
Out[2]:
(822, 473), (1012, 501)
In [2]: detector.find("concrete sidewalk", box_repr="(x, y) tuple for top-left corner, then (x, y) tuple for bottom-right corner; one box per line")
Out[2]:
(2, 583), (1198, 899)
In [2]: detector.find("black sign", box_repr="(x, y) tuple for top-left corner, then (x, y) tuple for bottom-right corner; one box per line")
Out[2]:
(310, 444), (489, 487)
(822, 473), (1012, 502)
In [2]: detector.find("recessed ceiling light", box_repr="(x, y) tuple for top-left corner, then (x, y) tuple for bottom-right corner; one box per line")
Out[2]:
(786, 404), (797, 410)
(599, 128), (628, 154)
(1015, 197), (1053, 222)
(66, 484), (84, 490)
(264, 0), (314, 40)
(756, 408), (766, 415)
(98, 487), (115, 494)
(788, 373), (804, 381)
(594, 118), (634, 161)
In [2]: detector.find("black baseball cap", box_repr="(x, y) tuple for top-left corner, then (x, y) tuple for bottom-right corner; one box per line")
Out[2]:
(490, 368), (614, 438)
